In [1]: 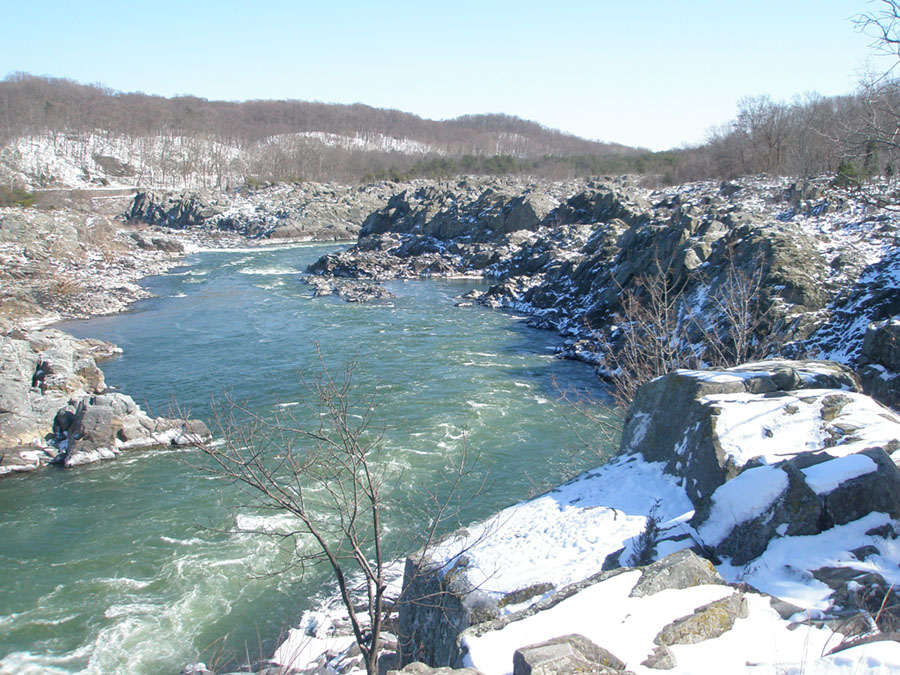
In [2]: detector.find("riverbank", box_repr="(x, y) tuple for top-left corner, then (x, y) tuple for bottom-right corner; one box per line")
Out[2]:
(0, 194), (241, 475)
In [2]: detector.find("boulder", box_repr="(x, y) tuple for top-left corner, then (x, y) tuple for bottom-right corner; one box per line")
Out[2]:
(629, 549), (723, 598)
(618, 360), (859, 508)
(858, 317), (900, 410)
(512, 635), (628, 675)
(653, 593), (748, 646)
(806, 447), (900, 526)
(640, 644), (676, 670)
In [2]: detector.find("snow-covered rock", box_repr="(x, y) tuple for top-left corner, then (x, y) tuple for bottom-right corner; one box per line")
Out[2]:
(305, 175), (900, 414)
(858, 317), (900, 411)
(391, 360), (900, 675)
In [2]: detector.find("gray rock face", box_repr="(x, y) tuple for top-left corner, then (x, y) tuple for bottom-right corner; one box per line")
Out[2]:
(0, 327), (210, 475)
(706, 463), (821, 565)
(817, 447), (900, 526)
(512, 634), (628, 675)
(359, 180), (562, 243)
(398, 555), (480, 668)
(629, 550), (723, 598)
(129, 231), (185, 253)
(858, 318), (900, 410)
(618, 360), (858, 508)
(0, 328), (112, 449)
(126, 182), (395, 240)
(125, 191), (220, 229)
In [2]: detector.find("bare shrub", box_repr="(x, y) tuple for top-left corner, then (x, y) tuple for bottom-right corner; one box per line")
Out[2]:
(191, 346), (488, 675)
(596, 253), (777, 410)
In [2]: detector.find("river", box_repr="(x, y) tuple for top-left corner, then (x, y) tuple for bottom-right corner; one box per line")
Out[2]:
(0, 242), (612, 674)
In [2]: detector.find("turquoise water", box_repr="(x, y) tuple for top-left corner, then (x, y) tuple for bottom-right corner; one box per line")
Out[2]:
(0, 243), (612, 674)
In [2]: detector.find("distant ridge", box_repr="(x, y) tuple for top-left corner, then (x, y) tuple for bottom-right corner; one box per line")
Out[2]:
(0, 73), (650, 188)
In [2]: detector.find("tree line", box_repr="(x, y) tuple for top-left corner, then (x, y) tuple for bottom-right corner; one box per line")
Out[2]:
(3, 59), (900, 187)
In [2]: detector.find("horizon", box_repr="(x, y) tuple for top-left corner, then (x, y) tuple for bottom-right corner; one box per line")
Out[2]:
(0, 1), (889, 151)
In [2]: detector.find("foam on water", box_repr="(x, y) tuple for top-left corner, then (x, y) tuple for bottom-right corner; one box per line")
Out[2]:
(238, 266), (299, 276)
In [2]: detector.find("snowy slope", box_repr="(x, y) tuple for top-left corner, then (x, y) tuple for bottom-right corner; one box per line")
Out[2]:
(385, 362), (900, 675)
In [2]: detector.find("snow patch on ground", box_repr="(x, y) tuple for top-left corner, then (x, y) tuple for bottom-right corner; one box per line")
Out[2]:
(432, 456), (692, 598)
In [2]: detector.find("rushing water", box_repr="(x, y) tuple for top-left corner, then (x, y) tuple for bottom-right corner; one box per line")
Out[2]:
(0, 243), (612, 674)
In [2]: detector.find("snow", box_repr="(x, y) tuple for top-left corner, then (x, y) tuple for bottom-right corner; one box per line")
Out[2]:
(430, 456), (693, 597)
(462, 571), (729, 674)
(674, 368), (763, 384)
(696, 465), (788, 546)
(802, 454), (878, 494)
(717, 512), (900, 609)
(273, 611), (357, 674)
(461, 573), (878, 675)
(702, 389), (900, 467)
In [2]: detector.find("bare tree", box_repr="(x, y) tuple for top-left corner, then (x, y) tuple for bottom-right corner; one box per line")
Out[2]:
(856, 0), (900, 70)
(839, 1), (900, 186)
(594, 253), (777, 409)
(191, 348), (487, 675)
(594, 256), (696, 409)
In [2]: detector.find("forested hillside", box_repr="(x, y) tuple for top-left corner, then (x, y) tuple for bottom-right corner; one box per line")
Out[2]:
(0, 74), (643, 188)
(2, 69), (900, 190)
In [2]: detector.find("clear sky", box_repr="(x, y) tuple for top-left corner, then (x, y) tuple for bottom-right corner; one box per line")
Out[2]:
(0, 0), (887, 151)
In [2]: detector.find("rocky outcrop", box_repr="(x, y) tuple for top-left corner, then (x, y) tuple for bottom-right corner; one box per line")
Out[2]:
(306, 176), (900, 409)
(858, 317), (900, 410)
(0, 327), (209, 475)
(58, 392), (210, 467)
(615, 362), (900, 565)
(129, 230), (185, 253)
(125, 181), (397, 240)
(0, 205), (187, 325)
(617, 360), (859, 507)
(359, 180), (567, 242)
(302, 275), (396, 303)
(125, 191), (222, 229)
(393, 359), (900, 674)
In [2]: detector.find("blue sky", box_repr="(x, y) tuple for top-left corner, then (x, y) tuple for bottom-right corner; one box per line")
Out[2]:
(0, 1), (886, 150)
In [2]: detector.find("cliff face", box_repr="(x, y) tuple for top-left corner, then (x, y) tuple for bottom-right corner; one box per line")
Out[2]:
(123, 181), (398, 241)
